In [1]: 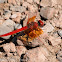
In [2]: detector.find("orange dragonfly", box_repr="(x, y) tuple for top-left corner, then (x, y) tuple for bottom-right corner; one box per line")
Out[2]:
(0, 16), (44, 38)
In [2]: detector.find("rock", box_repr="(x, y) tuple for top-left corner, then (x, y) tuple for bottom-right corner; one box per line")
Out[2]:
(59, 14), (62, 21)
(10, 14), (17, 18)
(51, 0), (57, 6)
(42, 22), (54, 33)
(23, 15), (28, 27)
(14, 0), (24, 5)
(27, 0), (33, 4)
(40, 0), (51, 7)
(3, 3), (10, 10)
(48, 55), (59, 62)
(55, 20), (62, 28)
(8, 0), (16, 5)
(3, 42), (16, 53)
(0, 3), (4, 9)
(0, 19), (4, 25)
(12, 12), (22, 23)
(0, 58), (8, 62)
(10, 42), (16, 52)
(49, 19), (56, 27)
(0, 9), (4, 15)
(59, 10), (62, 14)
(15, 0), (20, 5)
(16, 46), (27, 57)
(29, 5), (38, 12)
(23, 2), (38, 12)
(15, 23), (22, 29)
(58, 30), (62, 37)
(57, 0), (62, 5)
(57, 50), (62, 62)
(0, 0), (7, 3)
(40, 7), (56, 19)
(40, 0), (57, 7)
(12, 16), (21, 23)
(21, 13), (26, 19)
(48, 36), (61, 46)
(49, 18), (62, 28)
(8, 59), (16, 62)
(12, 12), (21, 17)
(13, 52), (17, 56)
(3, 43), (10, 53)
(23, 2), (30, 8)
(0, 19), (15, 39)
(22, 47), (49, 62)
(55, 19), (62, 28)
(17, 40), (24, 46)
(12, 56), (20, 62)
(20, 0), (24, 3)
(3, 13), (11, 20)
(7, 53), (13, 57)
(12, 12), (26, 23)
(10, 6), (26, 13)
(0, 26), (11, 39)
(33, 0), (40, 4)
(4, 10), (11, 15)
(3, 10), (11, 19)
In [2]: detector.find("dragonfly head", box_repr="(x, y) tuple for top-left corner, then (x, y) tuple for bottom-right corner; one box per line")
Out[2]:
(38, 20), (44, 26)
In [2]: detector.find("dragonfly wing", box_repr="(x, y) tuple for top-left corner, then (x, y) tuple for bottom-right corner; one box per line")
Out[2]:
(27, 16), (36, 24)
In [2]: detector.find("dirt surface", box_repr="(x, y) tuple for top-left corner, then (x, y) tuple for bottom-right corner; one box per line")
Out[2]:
(0, 0), (62, 62)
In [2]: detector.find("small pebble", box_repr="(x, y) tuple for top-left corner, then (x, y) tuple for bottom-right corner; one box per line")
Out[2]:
(58, 30), (62, 37)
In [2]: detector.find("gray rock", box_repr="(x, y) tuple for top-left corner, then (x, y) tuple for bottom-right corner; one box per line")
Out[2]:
(3, 42), (16, 53)
(0, 0), (7, 3)
(27, 0), (33, 4)
(15, 23), (22, 29)
(40, 7), (56, 19)
(0, 58), (8, 62)
(10, 6), (26, 13)
(40, 0), (51, 7)
(57, 50), (62, 62)
(40, 0), (57, 7)
(16, 46), (27, 57)
(57, 0), (62, 5)
(8, 58), (16, 62)
(42, 22), (54, 33)
(0, 19), (15, 39)
(4, 13), (11, 20)
(58, 30), (62, 37)
(23, 47), (49, 62)
(10, 14), (17, 18)
(17, 40), (24, 46)
(3, 10), (11, 19)
(48, 35), (61, 46)
(33, 0), (40, 4)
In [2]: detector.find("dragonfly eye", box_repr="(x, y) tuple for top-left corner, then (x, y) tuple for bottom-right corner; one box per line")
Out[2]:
(38, 20), (44, 26)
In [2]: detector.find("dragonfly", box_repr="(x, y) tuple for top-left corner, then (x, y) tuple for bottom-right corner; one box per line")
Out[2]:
(0, 15), (45, 44)
(0, 16), (44, 38)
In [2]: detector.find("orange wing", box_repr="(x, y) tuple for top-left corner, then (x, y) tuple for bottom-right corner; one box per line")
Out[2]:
(27, 16), (36, 24)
